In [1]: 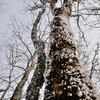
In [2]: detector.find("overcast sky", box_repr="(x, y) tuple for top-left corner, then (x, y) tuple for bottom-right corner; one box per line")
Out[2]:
(0, 0), (25, 73)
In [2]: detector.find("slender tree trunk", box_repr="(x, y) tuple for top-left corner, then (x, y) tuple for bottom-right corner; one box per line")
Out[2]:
(44, 4), (97, 100)
(10, 53), (36, 100)
(26, 50), (46, 100)
(26, 7), (46, 100)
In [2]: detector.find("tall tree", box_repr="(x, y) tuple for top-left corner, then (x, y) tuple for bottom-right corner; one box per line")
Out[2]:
(1, 0), (100, 99)
(44, 0), (97, 100)
(26, 7), (46, 100)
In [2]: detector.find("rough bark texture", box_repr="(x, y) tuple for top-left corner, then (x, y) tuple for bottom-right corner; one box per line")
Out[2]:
(44, 6), (97, 100)
(26, 51), (46, 100)
(26, 7), (46, 100)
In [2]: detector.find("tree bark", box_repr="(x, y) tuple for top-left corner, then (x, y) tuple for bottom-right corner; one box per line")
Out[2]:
(44, 5), (97, 100)
(26, 7), (46, 100)
(10, 53), (36, 100)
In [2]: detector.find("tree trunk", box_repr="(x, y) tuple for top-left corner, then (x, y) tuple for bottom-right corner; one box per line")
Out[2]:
(44, 5), (97, 100)
(26, 50), (46, 100)
(26, 7), (46, 100)
(10, 53), (36, 100)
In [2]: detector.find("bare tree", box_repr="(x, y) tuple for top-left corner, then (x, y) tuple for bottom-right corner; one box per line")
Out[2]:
(1, 0), (100, 100)
(26, 7), (46, 100)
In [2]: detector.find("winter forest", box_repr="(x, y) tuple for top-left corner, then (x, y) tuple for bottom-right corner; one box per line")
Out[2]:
(0, 0), (100, 100)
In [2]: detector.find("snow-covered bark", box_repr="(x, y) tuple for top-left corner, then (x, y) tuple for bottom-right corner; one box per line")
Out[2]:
(44, 5), (97, 100)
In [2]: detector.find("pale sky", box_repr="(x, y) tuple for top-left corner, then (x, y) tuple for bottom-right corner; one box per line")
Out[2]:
(0, 0), (24, 71)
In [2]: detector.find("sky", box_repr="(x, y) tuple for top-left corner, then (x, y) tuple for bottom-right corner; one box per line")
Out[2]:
(0, 0), (24, 72)
(0, 0), (25, 35)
